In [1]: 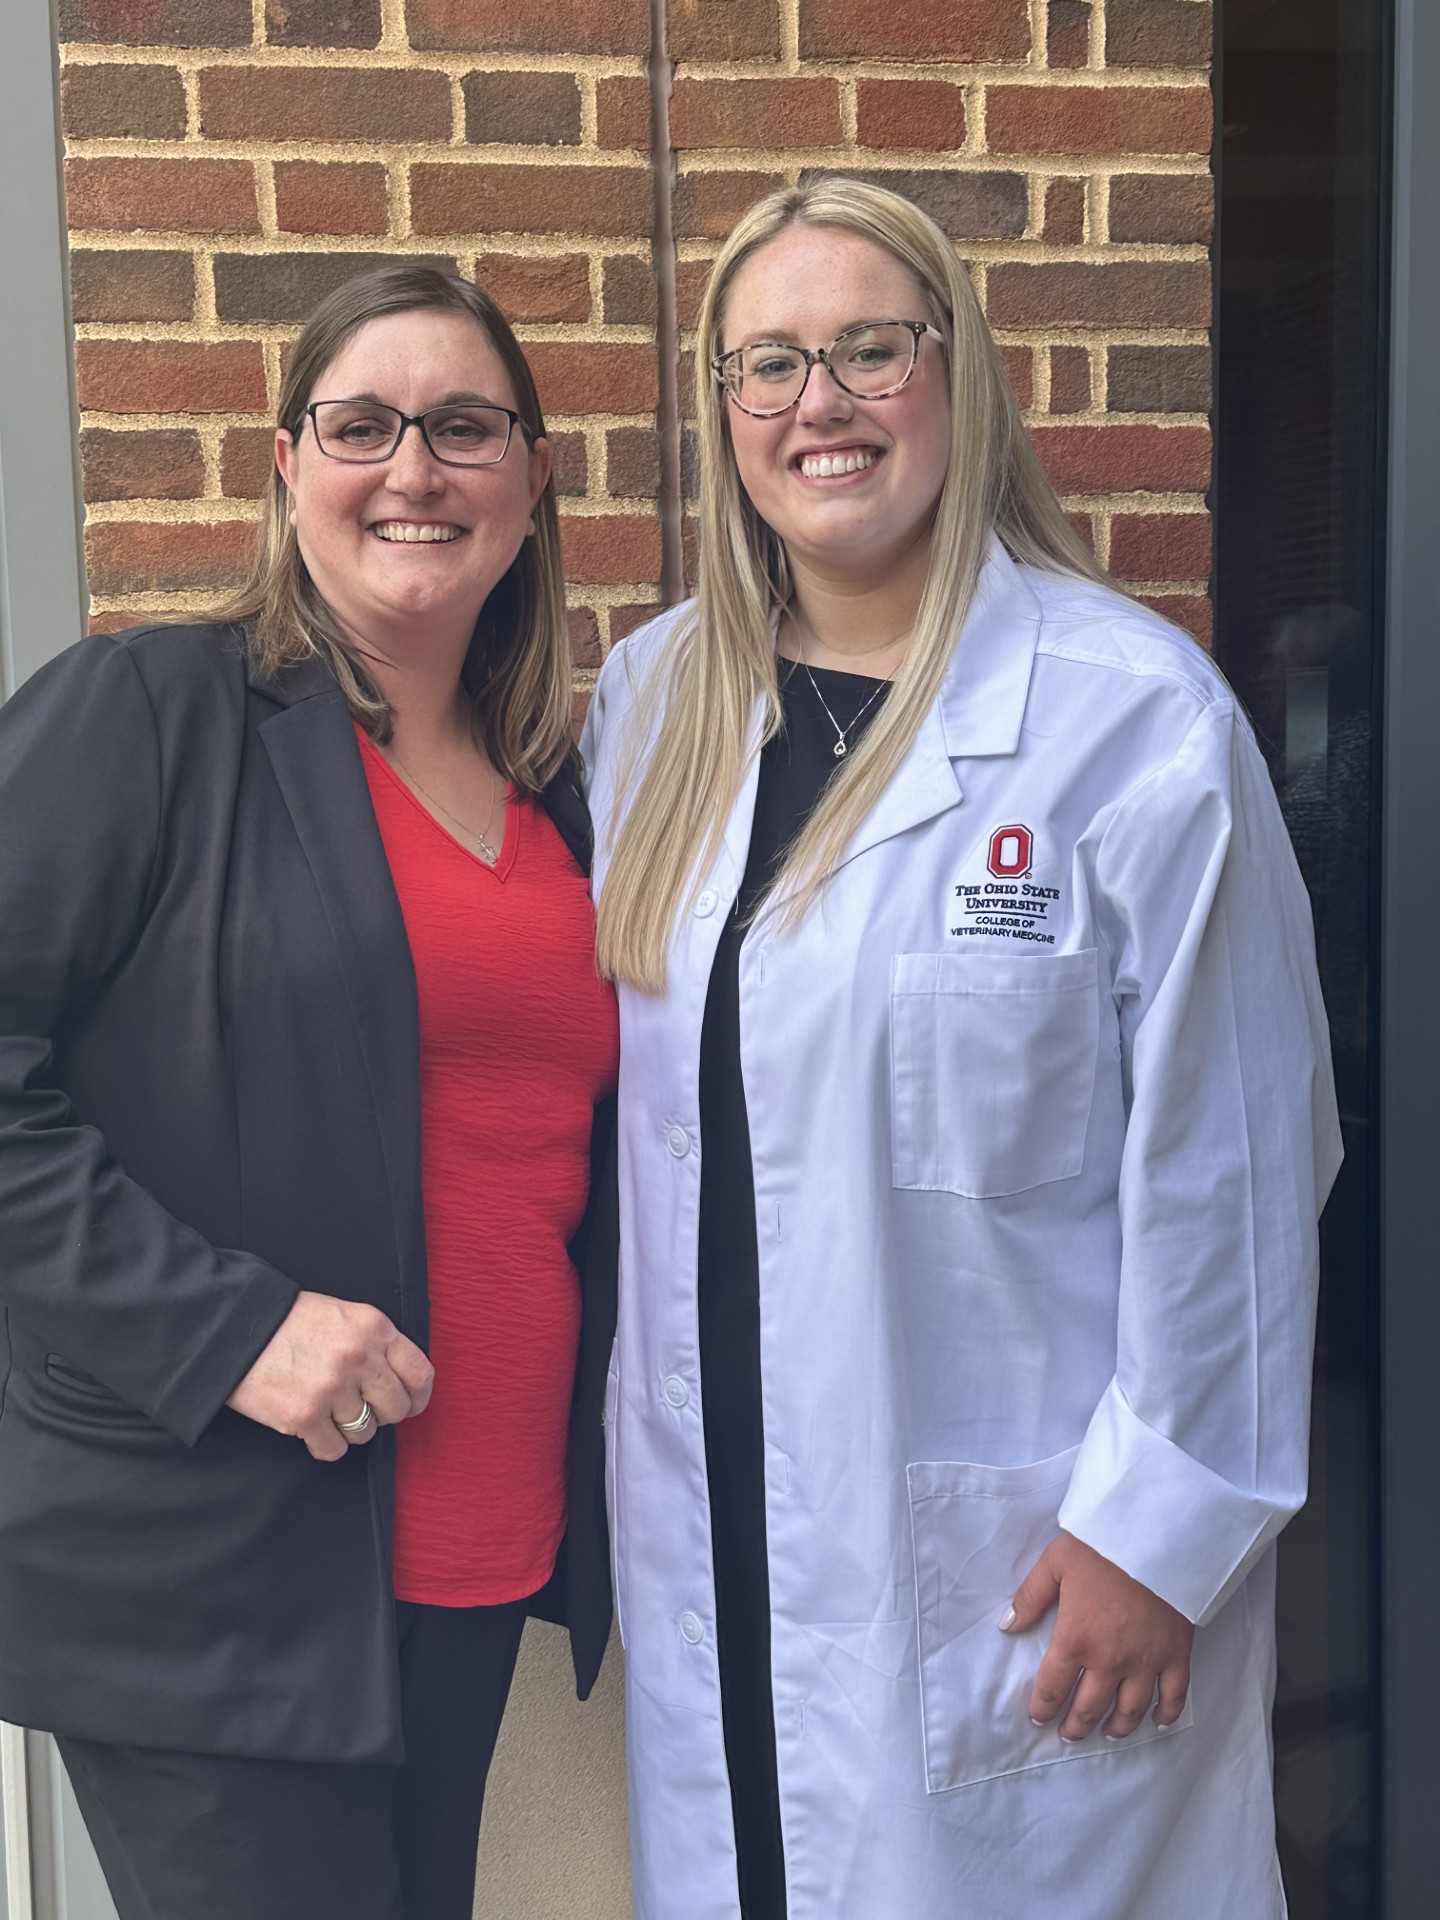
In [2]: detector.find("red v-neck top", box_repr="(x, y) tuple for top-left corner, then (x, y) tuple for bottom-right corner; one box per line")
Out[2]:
(358, 729), (618, 1606)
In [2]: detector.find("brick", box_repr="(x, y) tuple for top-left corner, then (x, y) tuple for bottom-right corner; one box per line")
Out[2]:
(1029, 423), (1211, 493)
(69, 249), (194, 323)
(221, 426), (278, 498)
(527, 342), (657, 416)
(264, 0), (382, 47)
(568, 606), (602, 667)
(987, 261), (1209, 328)
(405, 0), (648, 55)
(1108, 343), (1210, 413)
(76, 340), (268, 414)
(85, 519), (258, 596)
(65, 158), (258, 235)
(213, 251), (454, 324)
(668, 0), (781, 59)
(1047, 1), (1091, 68)
(411, 164), (652, 239)
(670, 79), (842, 151)
(199, 67), (451, 144)
(1000, 343), (1034, 410)
(855, 81), (966, 153)
(595, 78), (652, 150)
(1042, 175), (1086, 244)
(476, 252), (591, 323)
(549, 430), (588, 496)
(1049, 344), (1090, 413)
(1109, 511), (1211, 580)
(559, 514), (662, 586)
(609, 600), (664, 642)
(986, 85), (1210, 157)
(1106, 2), (1212, 71)
(799, 0), (1030, 61)
(58, 0), (251, 45)
(81, 428), (204, 503)
(464, 71), (581, 146)
(274, 162), (390, 236)
(88, 608), (179, 634)
(801, 168), (1027, 240)
(602, 255), (655, 326)
(675, 259), (711, 329)
(1068, 510), (1094, 552)
(61, 63), (186, 141)
(606, 426), (658, 498)
(1109, 172), (1213, 244)
(1140, 593), (1212, 644)
(673, 170), (786, 241)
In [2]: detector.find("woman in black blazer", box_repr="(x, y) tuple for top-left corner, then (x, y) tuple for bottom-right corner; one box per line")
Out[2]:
(0, 267), (618, 1920)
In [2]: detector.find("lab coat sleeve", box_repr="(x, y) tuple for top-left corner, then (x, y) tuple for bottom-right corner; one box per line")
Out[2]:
(1056, 696), (1342, 1625)
(0, 636), (298, 1446)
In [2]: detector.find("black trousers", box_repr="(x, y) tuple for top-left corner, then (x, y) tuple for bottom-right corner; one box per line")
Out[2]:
(57, 1597), (528, 1920)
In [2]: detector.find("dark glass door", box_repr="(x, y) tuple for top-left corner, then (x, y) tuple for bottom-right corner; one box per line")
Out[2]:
(1214, 3), (1390, 1914)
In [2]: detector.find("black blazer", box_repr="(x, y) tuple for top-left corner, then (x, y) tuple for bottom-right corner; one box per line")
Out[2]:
(0, 623), (616, 1763)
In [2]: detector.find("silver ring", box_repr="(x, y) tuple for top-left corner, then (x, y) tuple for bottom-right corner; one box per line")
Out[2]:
(336, 1400), (374, 1434)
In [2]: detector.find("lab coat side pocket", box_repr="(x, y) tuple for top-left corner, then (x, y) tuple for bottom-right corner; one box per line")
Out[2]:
(603, 1342), (626, 1650)
(890, 947), (1100, 1198)
(907, 1447), (1194, 1794)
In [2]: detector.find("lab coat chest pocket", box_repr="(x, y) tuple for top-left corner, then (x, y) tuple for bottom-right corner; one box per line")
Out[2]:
(891, 948), (1100, 1198)
(907, 1449), (1194, 1793)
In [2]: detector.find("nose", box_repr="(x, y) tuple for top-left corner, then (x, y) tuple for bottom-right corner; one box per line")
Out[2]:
(384, 419), (444, 493)
(793, 354), (852, 424)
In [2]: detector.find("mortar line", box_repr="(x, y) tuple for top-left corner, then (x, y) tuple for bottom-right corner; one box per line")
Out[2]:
(649, 0), (684, 608)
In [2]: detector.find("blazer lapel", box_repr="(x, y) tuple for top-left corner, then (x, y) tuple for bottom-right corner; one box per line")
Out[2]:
(253, 666), (426, 1304)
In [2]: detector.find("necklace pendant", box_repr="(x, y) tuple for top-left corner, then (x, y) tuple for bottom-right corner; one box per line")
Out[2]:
(833, 738), (848, 758)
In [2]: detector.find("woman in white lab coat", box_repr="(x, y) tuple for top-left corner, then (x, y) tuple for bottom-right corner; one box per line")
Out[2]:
(582, 178), (1340, 1920)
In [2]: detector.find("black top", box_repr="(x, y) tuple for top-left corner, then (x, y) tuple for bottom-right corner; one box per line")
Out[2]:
(696, 660), (892, 1919)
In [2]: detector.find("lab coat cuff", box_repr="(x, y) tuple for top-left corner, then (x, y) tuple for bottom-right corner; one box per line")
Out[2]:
(1057, 1383), (1293, 1625)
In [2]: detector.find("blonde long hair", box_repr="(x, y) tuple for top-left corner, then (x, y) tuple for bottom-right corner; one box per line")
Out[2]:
(596, 177), (1110, 990)
(221, 266), (573, 791)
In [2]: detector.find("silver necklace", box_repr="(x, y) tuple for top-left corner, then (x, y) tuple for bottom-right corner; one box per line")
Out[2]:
(791, 614), (896, 759)
(385, 744), (503, 865)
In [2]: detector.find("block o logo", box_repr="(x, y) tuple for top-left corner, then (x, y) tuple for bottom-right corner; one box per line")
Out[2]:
(987, 824), (1033, 878)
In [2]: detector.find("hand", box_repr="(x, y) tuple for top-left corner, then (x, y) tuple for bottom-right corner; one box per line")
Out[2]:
(226, 1290), (434, 1463)
(1003, 1531), (1194, 1741)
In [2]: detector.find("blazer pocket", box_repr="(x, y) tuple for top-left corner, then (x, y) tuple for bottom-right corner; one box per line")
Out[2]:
(45, 1355), (118, 1399)
(891, 947), (1100, 1198)
(907, 1447), (1194, 1794)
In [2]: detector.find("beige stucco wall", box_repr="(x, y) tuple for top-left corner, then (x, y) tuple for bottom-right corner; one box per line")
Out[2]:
(475, 1625), (632, 1918)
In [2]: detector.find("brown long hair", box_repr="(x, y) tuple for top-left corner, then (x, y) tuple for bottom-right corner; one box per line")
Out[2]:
(221, 265), (572, 791)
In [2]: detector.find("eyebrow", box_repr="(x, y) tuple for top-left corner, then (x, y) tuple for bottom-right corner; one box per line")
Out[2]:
(328, 389), (503, 407)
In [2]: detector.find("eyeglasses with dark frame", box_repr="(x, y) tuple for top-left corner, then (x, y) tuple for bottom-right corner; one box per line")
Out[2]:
(304, 400), (531, 467)
(711, 319), (945, 418)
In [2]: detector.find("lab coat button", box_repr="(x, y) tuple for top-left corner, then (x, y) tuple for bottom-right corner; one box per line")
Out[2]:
(679, 1611), (705, 1645)
(662, 1375), (689, 1408)
(665, 1125), (691, 1158)
(694, 888), (719, 917)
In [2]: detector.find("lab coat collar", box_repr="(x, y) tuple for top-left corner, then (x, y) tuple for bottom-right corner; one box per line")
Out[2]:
(830, 538), (1042, 872)
(936, 537), (1043, 760)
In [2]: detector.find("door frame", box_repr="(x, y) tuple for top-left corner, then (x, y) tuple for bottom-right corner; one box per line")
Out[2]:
(1381, 1), (1440, 1911)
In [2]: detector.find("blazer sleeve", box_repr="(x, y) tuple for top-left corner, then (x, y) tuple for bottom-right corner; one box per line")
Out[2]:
(0, 636), (298, 1446)
(1057, 697), (1343, 1624)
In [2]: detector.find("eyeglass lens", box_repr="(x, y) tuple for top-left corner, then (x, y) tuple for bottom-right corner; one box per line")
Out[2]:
(725, 322), (919, 410)
(310, 401), (513, 465)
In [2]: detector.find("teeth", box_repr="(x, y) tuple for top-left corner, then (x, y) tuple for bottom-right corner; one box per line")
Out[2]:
(799, 449), (878, 480)
(372, 523), (462, 543)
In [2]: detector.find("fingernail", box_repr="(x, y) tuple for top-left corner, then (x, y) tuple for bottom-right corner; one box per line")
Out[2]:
(1029, 1717), (1047, 1728)
(1060, 1732), (1085, 1745)
(1104, 1733), (1128, 1743)
(998, 1606), (1016, 1631)
(1158, 1719), (1178, 1733)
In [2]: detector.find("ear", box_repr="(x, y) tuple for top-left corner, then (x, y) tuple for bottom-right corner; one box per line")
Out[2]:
(525, 434), (552, 536)
(275, 426), (298, 494)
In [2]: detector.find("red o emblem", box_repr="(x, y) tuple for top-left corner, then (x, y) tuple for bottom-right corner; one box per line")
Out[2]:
(987, 824), (1033, 878)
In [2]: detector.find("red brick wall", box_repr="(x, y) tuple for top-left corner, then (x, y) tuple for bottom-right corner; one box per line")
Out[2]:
(59, 0), (1214, 681)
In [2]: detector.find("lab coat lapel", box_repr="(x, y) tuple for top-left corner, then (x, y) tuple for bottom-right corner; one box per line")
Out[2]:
(254, 666), (426, 1301)
(835, 540), (1044, 871)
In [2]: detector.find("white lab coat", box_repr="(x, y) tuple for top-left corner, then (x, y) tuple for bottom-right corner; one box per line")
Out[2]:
(582, 543), (1341, 1920)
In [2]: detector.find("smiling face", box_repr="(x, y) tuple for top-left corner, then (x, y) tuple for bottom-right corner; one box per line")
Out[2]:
(274, 308), (550, 658)
(717, 224), (952, 593)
